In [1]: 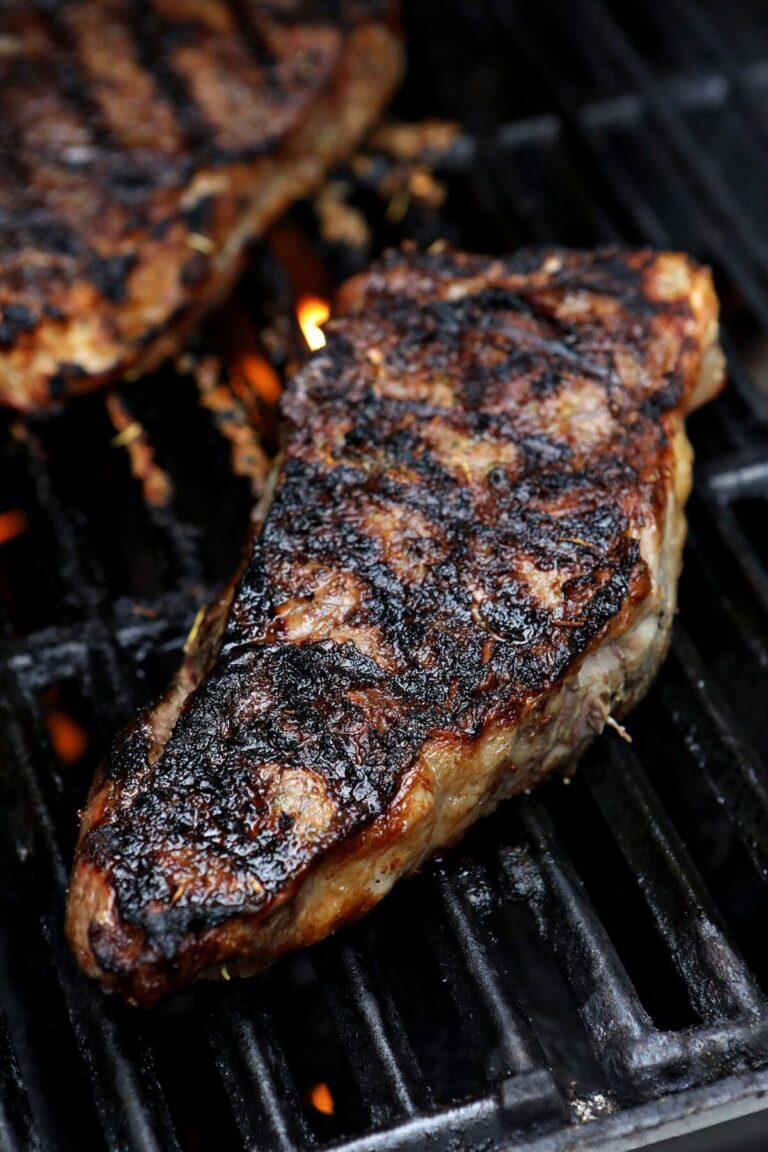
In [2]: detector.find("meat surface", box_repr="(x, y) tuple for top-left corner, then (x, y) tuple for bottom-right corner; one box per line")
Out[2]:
(0, 1), (402, 413)
(66, 245), (725, 1005)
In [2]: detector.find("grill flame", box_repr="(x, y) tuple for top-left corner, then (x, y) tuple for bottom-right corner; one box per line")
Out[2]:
(0, 508), (28, 545)
(297, 295), (330, 351)
(45, 709), (88, 765)
(237, 352), (282, 404)
(309, 1082), (334, 1116)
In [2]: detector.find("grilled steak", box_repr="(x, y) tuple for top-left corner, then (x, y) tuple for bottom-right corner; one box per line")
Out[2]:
(0, 1), (402, 413)
(66, 245), (725, 1005)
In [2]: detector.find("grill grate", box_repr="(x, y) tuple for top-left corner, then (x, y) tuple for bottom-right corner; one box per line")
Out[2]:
(3, 1), (768, 1149)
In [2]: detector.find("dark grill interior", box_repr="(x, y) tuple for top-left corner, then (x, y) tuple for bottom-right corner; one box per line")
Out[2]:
(3, 1), (768, 1149)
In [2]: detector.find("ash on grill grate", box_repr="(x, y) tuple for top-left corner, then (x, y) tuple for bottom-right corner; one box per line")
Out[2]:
(3, 1), (768, 1150)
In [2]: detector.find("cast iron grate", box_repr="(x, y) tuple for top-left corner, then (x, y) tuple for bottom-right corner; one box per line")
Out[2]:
(3, 1), (768, 1149)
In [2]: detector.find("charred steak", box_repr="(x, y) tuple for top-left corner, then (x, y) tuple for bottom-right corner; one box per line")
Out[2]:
(0, 1), (402, 412)
(66, 245), (725, 1004)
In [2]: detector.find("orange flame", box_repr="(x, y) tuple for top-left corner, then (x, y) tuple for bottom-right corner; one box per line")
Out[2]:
(45, 709), (88, 765)
(238, 353), (282, 405)
(309, 1082), (334, 1116)
(0, 509), (28, 545)
(297, 296), (330, 351)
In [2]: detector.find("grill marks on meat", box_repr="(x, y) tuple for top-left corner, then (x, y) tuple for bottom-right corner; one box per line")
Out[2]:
(66, 246), (725, 1004)
(0, 1), (402, 411)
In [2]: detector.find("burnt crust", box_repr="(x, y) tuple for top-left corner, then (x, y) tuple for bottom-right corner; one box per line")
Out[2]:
(0, 0), (403, 411)
(67, 245), (724, 1001)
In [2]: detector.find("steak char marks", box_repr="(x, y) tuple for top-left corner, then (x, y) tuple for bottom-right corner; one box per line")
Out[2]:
(0, 0), (402, 411)
(66, 245), (725, 1004)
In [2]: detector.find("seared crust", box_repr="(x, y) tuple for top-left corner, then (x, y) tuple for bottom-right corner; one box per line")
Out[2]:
(0, 1), (402, 412)
(66, 245), (724, 1004)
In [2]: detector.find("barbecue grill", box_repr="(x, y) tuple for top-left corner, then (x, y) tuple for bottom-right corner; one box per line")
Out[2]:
(3, 1), (768, 1149)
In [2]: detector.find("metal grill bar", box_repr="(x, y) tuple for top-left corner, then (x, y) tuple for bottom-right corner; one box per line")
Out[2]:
(0, 411), (208, 1152)
(0, 681), (182, 1152)
(498, 798), (653, 1062)
(484, 0), (768, 328)
(586, 738), (765, 1021)
(651, 0), (768, 160)
(579, 0), (768, 264)
(702, 487), (768, 619)
(306, 1095), (504, 1152)
(660, 630), (768, 883)
(15, 430), (143, 709)
(500, 793), (768, 1100)
(207, 991), (314, 1152)
(421, 864), (566, 1134)
(427, 864), (557, 1092)
(313, 939), (432, 1126)
(0, 1005), (37, 1152)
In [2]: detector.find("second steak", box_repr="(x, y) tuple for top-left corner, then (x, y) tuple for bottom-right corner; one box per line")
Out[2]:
(0, 0), (402, 412)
